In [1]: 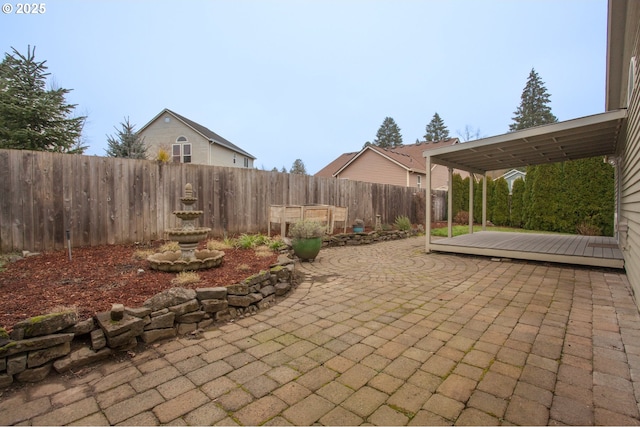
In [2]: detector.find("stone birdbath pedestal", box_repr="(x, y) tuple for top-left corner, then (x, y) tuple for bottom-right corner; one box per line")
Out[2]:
(148, 183), (224, 272)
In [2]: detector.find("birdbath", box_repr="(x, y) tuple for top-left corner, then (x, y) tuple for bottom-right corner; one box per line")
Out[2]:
(148, 183), (224, 272)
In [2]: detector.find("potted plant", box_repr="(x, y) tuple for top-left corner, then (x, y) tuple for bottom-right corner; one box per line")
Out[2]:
(352, 218), (365, 233)
(289, 219), (325, 261)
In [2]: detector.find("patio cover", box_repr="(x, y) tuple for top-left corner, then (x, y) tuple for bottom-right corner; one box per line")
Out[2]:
(422, 109), (628, 263)
(424, 109), (627, 175)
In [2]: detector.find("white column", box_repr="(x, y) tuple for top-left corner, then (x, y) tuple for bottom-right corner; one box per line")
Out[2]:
(482, 172), (487, 230)
(448, 167), (453, 238)
(469, 172), (474, 234)
(426, 156), (432, 253)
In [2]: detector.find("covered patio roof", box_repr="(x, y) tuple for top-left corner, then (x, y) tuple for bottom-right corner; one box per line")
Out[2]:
(422, 109), (628, 268)
(423, 109), (627, 174)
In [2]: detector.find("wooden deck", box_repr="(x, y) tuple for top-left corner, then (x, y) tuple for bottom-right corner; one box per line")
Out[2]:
(429, 231), (624, 269)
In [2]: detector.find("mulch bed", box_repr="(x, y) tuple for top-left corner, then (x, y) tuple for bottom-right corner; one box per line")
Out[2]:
(0, 242), (277, 331)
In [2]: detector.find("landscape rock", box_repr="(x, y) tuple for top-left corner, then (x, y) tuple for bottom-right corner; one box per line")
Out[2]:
(16, 363), (52, 383)
(95, 311), (144, 338)
(0, 373), (12, 388)
(144, 312), (175, 330)
(200, 299), (228, 313)
(196, 287), (227, 300)
(143, 287), (197, 311)
(27, 342), (71, 368)
(226, 283), (249, 296)
(125, 306), (152, 318)
(64, 318), (95, 336)
(90, 329), (107, 350)
(10, 311), (78, 339)
(176, 311), (205, 324)
(53, 347), (112, 373)
(0, 333), (74, 358)
(7, 354), (27, 375)
(110, 304), (125, 321)
(167, 299), (200, 316)
(140, 328), (176, 344)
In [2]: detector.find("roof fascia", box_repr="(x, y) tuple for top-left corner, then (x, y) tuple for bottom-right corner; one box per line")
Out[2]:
(423, 109), (628, 159)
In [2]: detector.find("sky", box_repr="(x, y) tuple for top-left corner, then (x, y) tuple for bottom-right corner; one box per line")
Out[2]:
(1, 0), (607, 174)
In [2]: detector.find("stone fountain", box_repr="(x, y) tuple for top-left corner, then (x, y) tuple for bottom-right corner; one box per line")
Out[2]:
(148, 183), (224, 272)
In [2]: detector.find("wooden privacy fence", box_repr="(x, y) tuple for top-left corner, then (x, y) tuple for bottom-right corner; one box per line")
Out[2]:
(0, 149), (442, 252)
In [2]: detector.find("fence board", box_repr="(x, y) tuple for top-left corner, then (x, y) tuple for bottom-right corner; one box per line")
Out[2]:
(0, 151), (12, 250)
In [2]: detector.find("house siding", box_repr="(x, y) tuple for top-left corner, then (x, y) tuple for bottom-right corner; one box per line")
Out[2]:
(141, 114), (210, 164)
(337, 149), (409, 186)
(619, 9), (640, 305)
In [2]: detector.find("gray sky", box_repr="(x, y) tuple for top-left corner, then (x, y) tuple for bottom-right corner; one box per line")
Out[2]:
(1, 0), (607, 174)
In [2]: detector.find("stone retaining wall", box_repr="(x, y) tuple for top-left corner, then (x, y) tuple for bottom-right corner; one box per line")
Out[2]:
(0, 230), (419, 388)
(324, 229), (418, 247)
(0, 258), (296, 388)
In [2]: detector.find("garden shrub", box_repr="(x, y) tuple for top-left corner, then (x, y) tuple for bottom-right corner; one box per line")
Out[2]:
(394, 215), (412, 231)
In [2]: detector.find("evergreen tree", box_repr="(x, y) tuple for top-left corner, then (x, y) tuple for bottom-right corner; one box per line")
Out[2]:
(510, 177), (525, 228)
(105, 117), (147, 159)
(290, 159), (307, 175)
(280, 166), (287, 173)
(491, 178), (510, 226)
(424, 112), (450, 141)
(451, 173), (469, 218)
(509, 68), (557, 131)
(374, 117), (403, 148)
(0, 46), (86, 153)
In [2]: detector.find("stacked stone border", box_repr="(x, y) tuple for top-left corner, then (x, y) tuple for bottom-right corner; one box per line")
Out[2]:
(0, 229), (418, 388)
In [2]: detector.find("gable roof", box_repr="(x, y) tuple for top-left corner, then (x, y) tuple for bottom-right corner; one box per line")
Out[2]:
(139, 108), (256, 159)
(315, 139), (460, 177)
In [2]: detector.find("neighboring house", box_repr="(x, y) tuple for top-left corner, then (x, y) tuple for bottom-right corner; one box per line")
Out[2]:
(315, 139), (469, 189)
(138, 108), (256, 168)
(499, 169), (526, 194)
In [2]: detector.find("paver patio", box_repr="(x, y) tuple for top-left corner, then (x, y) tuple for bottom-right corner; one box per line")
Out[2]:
(1, 236), (639, 425)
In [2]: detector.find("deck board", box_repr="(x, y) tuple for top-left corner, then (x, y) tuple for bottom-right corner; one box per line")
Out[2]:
(429, 231), (624, 269)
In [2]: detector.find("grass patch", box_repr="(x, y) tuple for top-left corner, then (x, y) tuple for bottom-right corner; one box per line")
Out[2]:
(431, 225), (566, 237)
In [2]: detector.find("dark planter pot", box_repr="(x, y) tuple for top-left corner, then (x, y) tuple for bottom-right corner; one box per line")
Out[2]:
(292, 237), (322, 261)
(352, 226), (364, 233)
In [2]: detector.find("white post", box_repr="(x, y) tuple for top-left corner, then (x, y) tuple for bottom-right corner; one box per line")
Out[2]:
(482, 173), (487, 231)
(426, 156), (432, 253)
(448, 167), (453, 238)
(469, 172), (474, 234)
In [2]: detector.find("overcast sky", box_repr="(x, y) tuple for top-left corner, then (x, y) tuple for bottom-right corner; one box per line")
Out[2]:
(2, 0), (607, 174)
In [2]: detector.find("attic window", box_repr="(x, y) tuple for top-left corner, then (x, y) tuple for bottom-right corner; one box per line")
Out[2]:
(176, 136), (187, 142)
(164, 116), (171, 123)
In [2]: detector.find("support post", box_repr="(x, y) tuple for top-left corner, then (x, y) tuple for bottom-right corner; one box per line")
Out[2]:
(447, 167), (453, 238)
(425, 156), (432, 253)
(482, 173), (487, 230)
(469, 173), (474, 234)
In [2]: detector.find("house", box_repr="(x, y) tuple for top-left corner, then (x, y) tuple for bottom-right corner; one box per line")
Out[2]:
(138, 108), (256, 168)
(315, 139), (468, 189)
(499, 169), (526, 194)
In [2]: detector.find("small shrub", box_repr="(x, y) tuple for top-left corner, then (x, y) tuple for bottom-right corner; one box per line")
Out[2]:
(235, 233), (260, 249)
(156, 148), (171, 163)
(454, 210), (470, 225)
(206, 239), (233, 251)
(159, 241), (180, 252)
(132, 248), (155, 260)
(268, 237), (286, 251)
(394, 215), (411, 231)
(289, 220), (325, 239)
(255, 246), (273, 258)
(236, 263), (251, 272)
(171, 271), (201, 285)
(576, 222), (601, 236)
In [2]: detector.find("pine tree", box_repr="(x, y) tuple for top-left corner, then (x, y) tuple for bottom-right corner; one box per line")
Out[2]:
(510, 177), (525, 228)
(424, 112), (450, 141)
(0, 46), (86, 153)
(105, 117), (147, 159)
(374, 117), (403, 148)
(509, 68), (557, 131)
(290, 159), (307, 175)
